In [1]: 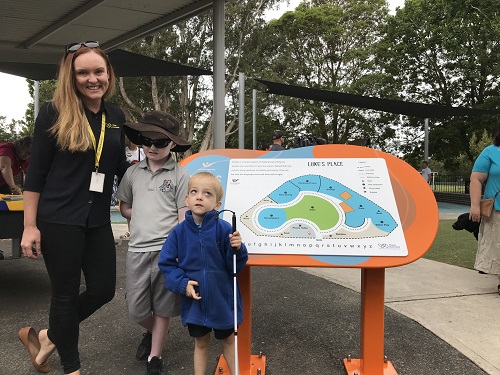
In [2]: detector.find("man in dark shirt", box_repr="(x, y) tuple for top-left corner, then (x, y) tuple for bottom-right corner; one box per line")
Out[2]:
(269, 130), (285, 151)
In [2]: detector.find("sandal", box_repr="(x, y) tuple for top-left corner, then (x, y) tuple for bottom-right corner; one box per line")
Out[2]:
(119, 231), (130, 240)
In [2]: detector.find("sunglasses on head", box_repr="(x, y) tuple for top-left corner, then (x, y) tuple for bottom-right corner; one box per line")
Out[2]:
(65, 41), (100, 54)
(140, 136), (172, 148)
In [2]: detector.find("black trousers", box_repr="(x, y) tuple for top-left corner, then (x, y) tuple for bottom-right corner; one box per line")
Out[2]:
(38, 220), (116, 374)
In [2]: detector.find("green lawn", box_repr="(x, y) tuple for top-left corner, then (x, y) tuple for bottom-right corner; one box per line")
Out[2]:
(424, 219), (477, 269)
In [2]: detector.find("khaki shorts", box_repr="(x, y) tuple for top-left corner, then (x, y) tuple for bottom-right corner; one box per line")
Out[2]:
(126, 251), (180, 323)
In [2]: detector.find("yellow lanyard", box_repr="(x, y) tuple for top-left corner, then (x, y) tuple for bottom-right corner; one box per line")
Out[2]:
(86, 112), (106, 172)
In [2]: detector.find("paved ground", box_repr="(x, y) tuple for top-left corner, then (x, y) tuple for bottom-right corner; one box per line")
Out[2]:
(0, 206), (498, 375)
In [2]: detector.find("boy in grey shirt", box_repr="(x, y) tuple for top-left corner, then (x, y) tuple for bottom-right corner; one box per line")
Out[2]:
(117, 111), (191, 375)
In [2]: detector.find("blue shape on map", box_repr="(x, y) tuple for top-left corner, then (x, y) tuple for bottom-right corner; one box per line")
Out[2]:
(266, 174), (396, 233)
(268, 181), (301, 204)
(257, 208), (287, 229)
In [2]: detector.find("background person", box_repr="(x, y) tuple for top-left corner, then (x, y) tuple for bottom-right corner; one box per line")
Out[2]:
(118, 136), (146, 240)
(420, 160), (432, 183)
(0, 136), (32, 195)
(469, 130), (500, 295)
(269, 130), (285, 151)
(125, 135), (145, 164)
(159, 172), (248, 375)
(18, 41), (129, 375)
(117, 111), (191, 375)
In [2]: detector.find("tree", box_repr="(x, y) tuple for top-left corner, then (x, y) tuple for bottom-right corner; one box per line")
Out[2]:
(382, 0), (500, 167)
(0, 116), (26, 142)
(252, 0), (399, 149)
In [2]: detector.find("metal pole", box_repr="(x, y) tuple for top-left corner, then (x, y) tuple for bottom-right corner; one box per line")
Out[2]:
(34, 81), (40, 118)
(213, 0), (225, 149)
(424, 118), (429, 161)
(238, 73), (245, 149)
(252, 89), (257, 150)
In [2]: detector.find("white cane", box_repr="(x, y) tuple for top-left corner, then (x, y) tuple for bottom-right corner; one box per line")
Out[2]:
(218, 209), (239, 374)
(231, 212), (239, 375)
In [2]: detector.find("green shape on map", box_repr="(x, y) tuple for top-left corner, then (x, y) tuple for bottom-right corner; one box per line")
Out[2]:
(284, 195), (339, 230)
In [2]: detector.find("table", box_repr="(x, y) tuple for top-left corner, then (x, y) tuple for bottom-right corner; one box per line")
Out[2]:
(0, 195), (24, 259)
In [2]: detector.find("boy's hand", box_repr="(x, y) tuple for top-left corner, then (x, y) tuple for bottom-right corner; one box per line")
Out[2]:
(186, 280), (201, 300)
(229, 230), (242, 250)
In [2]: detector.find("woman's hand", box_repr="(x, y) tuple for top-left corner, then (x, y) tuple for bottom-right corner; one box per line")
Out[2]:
(20, 226), (41, 259)
(469, 205), (481, 222)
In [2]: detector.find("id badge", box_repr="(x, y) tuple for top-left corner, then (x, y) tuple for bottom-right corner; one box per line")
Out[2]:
(89, 172), (105, 193)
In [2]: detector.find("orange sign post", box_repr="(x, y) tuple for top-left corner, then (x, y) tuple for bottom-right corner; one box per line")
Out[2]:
(180, 145), (439, 375)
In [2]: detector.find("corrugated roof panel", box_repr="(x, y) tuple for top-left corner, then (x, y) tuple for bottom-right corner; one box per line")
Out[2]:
(0, 0), (214, 64)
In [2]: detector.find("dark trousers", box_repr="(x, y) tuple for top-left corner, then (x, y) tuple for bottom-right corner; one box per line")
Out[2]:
(38, 220), (116, 374)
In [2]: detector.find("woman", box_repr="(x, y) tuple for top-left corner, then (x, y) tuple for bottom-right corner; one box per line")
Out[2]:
(18, 41), (129, 374)
(469, 129), (500, 295)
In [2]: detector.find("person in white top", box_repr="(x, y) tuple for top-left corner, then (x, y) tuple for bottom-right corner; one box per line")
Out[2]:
(420, 161), (432, 184)
(125, 137), (145, 164)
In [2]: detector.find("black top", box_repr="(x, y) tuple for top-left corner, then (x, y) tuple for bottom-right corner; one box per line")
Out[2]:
(24, 101), (129, 227)
(269, 144), (284, 151)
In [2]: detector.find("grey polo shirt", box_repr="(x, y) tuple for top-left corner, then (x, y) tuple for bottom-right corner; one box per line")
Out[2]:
(116, 156), (190, 252)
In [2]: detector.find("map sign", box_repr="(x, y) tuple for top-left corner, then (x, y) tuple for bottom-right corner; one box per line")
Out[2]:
(223, 158), (408, 256)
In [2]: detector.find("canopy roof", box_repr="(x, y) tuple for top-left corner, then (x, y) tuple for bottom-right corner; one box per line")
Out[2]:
(0, 0), (213, 64)
(256, 79), (500, 118)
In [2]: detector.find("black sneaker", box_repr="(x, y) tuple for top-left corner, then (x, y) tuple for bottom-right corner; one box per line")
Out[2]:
(146, 356), (164, 375)
(136, 331), (152, 361)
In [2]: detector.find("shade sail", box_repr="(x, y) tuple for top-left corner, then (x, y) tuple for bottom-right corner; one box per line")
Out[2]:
(256, 79), (500, 118)
(0, 49), (212, 81)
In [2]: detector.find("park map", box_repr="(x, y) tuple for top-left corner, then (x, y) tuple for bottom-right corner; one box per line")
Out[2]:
(223, 158), (408, 257)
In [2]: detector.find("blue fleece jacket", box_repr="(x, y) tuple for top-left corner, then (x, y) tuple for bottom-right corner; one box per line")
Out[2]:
(158, 210), (248, 330)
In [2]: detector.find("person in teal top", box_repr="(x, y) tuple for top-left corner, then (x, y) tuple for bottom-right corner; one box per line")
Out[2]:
(470, 135), (500, 295)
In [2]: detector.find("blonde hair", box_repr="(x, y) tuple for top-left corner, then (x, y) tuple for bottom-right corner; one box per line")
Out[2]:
(51, 48), (116, 152)
(189, 172), (224, 202)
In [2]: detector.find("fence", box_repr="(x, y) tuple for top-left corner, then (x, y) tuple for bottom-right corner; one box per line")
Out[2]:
(430, 174), (469, 194)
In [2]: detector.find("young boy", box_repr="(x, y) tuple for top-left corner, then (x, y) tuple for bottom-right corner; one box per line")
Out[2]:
(116, 110), (192, 375)
(158, 172), (249, 375)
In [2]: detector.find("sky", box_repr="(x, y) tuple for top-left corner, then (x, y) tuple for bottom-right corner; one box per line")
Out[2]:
(0, 0), (404, 123)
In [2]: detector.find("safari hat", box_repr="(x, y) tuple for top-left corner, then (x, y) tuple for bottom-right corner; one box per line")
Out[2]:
(123, 111), (191, 152)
